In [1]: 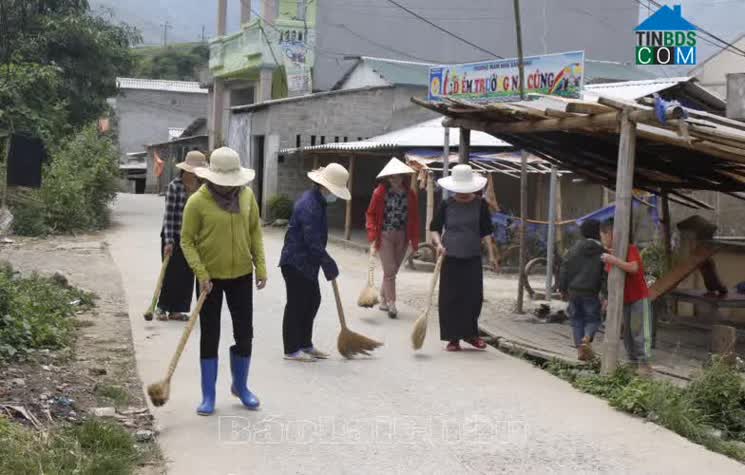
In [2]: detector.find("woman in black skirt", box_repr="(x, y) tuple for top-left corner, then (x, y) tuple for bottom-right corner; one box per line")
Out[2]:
(429, 164), (498, 352)
(157, 150), (207, 321)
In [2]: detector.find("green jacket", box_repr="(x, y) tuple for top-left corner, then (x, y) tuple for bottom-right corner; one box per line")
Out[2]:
(180, 186), (267, 283)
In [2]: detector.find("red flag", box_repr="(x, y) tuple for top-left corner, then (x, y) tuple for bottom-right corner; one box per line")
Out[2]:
(154, 150), (164, 177)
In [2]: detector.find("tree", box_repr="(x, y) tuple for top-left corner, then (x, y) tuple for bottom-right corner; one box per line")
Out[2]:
(0, 0), (140, 140)
(132, 43), (210, 81)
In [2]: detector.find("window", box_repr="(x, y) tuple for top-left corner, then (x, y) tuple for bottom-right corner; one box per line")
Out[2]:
(310, 135), (316, 146)
(320, 136), (326, 145)
(343, 137), (348, 142)
(296, 135), (301, 147)
(334, 136), (339, 143)
(297, 0), (307, 21)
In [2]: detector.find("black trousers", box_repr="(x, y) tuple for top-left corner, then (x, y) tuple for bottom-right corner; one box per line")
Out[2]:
(159, 233), (197, 313)
(281, 265), (321, 355)
(199, 274), (253, 359)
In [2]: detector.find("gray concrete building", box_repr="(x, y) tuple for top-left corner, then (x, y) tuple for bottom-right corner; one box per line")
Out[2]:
(226, 85), (436, 214)
(113, 78), (208, 163)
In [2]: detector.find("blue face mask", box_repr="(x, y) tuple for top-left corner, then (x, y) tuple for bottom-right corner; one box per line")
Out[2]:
(325, 193), (338, 204)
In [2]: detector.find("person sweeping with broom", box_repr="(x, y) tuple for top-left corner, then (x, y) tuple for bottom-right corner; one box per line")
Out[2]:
(279, 163), (351, 362)
(156, 150), (207, 322)
(429, 164), (497, 352)
(180, 147), (267, 416)
(365, 157), (420, 319)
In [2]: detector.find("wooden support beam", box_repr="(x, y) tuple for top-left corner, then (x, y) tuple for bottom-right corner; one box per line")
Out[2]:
(661, 192), (673, 272)
(425, 174), (434, 244)
(344, 156), (355, 241)
(516, 150), (529, 314)
(565, 102), (616, 115)
(459, 128), (471, 164)
(444, 107), (681, 136)
(602, 109), (637, 375)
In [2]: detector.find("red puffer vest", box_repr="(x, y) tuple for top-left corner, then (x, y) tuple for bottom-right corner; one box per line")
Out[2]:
(365, 183), (420, 251)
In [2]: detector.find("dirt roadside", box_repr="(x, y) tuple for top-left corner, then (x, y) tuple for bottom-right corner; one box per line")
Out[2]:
(0, 234), (165, 474)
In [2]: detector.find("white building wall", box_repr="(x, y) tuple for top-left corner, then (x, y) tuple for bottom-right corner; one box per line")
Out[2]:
(690, 36), (745, 97)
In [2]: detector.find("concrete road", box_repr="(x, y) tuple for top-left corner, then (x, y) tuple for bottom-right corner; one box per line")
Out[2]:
(108, 193), (745, 475)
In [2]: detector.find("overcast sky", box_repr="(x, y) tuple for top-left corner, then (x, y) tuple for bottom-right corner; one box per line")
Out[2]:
(92, 0), (744, 70)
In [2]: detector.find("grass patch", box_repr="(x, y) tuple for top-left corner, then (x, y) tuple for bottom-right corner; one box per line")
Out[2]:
(0, 417), (138, 474)
(540, 357), (745, 462)
(0, 262), (94, 361)
(95, 384), (130, 408)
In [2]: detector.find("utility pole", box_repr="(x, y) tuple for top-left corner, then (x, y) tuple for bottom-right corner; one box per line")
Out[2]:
(161, 21), (172, 47)
(210, 0), (228, 149)
(513, 0), (529, 314)
(201, 25), (206, 42)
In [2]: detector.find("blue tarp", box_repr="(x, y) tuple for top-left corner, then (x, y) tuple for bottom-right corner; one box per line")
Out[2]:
(575, 196), (659, 226)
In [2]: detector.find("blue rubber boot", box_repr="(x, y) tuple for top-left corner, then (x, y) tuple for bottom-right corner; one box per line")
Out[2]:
(230, 347), (260, 410)
(196, 358), (218, 416)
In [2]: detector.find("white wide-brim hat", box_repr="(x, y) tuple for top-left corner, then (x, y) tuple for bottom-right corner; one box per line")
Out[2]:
(175, 150), (207, 173)
(308, 163), (351, 200)
(195, 147), (255, 187)
(377, 157), (414, 179)
(437, 164), (487, 194)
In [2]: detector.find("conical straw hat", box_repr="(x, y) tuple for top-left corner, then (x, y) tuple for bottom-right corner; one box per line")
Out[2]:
(377, 157), (414, 179)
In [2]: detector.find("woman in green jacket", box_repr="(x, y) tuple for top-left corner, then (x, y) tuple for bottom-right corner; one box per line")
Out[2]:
(181, 147), (267, 416)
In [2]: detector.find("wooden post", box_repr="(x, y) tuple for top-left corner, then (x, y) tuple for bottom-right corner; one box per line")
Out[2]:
(661, 192), (673, 271)
(442, 127), (450, 200)
(517, 150), (528, 313)
(426, 173), (434, 243)
(545, 165), (558, 303)
(345, 156), (355, 241)
(459, 128), (471, 164)
(556, 172), (564, 252)
(601, 109), (638, 375)
(312, 156), (319, 170)
(513, 0), (528, 313)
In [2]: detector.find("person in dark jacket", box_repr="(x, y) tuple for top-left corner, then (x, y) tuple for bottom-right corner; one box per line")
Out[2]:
(559, 219), (605, 361)
(279, 163), (351, 362)
(157, 150), (207, 321)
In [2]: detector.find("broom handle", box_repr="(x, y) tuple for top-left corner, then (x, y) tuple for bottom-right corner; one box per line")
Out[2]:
(164, 291), (208, 382)
(148, 255), (172, 313)
(424, 256), (444, 314)
(331, 279), (348, 330)
(367, 245), (376, 287)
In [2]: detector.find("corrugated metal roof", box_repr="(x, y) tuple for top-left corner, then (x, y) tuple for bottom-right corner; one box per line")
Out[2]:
(362, 57), (431, 87)
(280, 118), (510, 154)
(583, 77), (692, 101)
(117, 77), (208, 94)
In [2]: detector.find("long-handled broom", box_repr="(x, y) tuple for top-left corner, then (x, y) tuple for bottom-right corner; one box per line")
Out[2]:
(143, 255), (171, 321)
(357, 245), (379, 308)
(411, 255), (444, 351)
(147, 290), (208, 407)
(332, 279), (383, 358)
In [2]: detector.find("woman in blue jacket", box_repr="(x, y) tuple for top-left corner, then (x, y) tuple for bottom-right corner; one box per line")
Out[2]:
(279, 163), (351, 362)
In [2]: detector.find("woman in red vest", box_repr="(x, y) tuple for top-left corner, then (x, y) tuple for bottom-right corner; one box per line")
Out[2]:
(365, 157), (420, 318)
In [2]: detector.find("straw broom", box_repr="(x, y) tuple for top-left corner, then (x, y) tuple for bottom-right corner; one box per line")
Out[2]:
(147, 291), (208, 407)
(411, 255), (444, 351)
(332, 279), (383, 358)
(357, 245), (379, 308)
(143, 255), (171, 321)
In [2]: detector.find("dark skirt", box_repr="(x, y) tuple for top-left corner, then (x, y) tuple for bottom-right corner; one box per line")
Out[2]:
(438, 256), (483, 341)
(159, 233), (196, 314)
